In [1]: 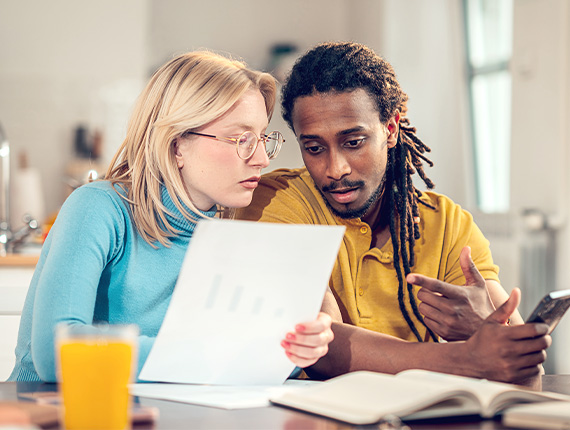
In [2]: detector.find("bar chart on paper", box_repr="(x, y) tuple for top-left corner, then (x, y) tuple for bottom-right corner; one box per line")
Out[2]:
(204, 275), (285, 318)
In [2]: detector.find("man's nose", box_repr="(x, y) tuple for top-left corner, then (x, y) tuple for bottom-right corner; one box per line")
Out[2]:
(326, 150), (351, 180)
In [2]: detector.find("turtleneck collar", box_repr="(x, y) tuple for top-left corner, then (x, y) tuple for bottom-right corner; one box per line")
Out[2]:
(161, 186), (217, 236)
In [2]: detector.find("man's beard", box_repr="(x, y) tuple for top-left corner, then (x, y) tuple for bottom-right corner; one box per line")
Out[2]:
(318, 177), (385, 220)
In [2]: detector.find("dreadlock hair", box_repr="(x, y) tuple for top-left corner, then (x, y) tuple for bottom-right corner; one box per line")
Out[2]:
(282, 41), (438, 342)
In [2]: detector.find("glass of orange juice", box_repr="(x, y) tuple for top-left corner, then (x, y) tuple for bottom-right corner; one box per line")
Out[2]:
(56, 323), (139, 430)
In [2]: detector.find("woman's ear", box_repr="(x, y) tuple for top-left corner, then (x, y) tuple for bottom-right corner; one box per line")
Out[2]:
(173, 138), (184, 169)
(386, 110), (400, 148)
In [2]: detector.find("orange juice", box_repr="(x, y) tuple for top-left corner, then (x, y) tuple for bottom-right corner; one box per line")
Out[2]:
(56, 325), (138, 430)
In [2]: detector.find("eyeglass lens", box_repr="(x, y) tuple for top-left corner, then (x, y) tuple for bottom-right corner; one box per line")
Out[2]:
(237, 131), (282, 160)
(264, 131), (282, 159)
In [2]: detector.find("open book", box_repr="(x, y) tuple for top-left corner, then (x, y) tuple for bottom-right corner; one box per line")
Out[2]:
(270, 370), (570, 425)
(502, 401), (570, 430)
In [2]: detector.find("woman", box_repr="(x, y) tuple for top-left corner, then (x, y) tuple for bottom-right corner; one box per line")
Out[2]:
(9, 51), (333, 382)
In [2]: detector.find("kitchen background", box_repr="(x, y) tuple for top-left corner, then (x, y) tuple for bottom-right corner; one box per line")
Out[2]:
(1, 0), (569, 374)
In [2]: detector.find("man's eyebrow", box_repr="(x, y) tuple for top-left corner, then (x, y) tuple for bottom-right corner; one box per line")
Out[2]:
(298, 133), (321, 140)
(299, 126), (367, 141)
(337, 126), (366, 136)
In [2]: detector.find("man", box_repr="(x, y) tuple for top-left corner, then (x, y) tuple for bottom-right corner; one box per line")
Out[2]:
(237, 42), (549, 386)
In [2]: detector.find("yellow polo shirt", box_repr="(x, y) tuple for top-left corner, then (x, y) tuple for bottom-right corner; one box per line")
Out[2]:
(236, 168), (500, 342)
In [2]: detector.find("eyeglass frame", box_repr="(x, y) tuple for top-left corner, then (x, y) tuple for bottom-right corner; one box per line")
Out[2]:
(183, 130), (284, 160)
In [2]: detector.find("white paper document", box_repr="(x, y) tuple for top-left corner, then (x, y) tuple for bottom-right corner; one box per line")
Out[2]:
(130, 380), (319, 410)
(139, 219), (345, 385)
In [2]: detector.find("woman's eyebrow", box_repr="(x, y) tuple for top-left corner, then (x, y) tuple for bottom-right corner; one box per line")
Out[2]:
(222, 122), (269, 133)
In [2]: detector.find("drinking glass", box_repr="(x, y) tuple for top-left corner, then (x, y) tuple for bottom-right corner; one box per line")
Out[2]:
(56, 323), (138, 430)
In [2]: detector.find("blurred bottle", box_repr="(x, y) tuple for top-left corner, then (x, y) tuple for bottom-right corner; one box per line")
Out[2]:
(10, 151), (45, 231)
(65, 125), (105, 197)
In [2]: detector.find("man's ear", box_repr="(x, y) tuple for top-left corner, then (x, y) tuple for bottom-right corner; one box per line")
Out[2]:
(386, 110), (400, 148)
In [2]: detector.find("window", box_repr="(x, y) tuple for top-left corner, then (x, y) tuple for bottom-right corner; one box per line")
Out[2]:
(463, 0), (513, 213)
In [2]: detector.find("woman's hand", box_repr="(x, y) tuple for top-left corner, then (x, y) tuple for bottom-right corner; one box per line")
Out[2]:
(281, 312), (334, 368)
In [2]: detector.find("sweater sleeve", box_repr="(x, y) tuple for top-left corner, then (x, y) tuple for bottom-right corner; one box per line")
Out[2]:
(31, 186), (127, 381)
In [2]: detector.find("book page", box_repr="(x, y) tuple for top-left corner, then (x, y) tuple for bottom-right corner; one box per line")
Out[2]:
(397, 369), (570, 416)
(397, 369), (514, 415)
(270, 371), (481, 424)
(503, 401), (570, 430)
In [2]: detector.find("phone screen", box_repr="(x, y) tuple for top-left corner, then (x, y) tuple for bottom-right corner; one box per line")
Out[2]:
(526, 289), (570, 334)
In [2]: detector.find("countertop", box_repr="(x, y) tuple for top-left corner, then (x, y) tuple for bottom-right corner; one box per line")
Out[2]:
(0, 254), (39, 267)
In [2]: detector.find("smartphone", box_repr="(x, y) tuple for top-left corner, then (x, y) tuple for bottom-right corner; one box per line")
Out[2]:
(525, 289), (570, 334)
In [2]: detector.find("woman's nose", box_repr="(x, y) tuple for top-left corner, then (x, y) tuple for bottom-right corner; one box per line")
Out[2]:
(248, 139), (270, 168)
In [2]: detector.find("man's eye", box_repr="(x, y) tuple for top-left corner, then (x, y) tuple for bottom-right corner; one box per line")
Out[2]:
(304, 145), (324, 154)
(344, 139), (365, 148)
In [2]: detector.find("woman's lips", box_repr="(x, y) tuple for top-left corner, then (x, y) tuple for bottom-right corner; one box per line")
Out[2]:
(240, 177), (260, 189)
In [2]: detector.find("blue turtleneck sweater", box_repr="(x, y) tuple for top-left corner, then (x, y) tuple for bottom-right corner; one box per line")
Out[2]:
(8, 181), (216, 382)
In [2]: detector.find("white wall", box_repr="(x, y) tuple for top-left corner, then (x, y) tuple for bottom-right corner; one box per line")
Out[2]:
(510, 0), (570, 373)
(559, 1), (570, 373)
(0, 0), (150, 217)
(375, 0), (472, 206)
(511, 1), (569, 216)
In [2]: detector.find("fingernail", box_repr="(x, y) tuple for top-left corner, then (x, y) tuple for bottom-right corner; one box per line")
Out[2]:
(407, 275), (416, 283)
(286, 333), (296, 340)
(281, 340), (290, 348)
(535, 323), (550, 335)
(295, 324), (306, 332)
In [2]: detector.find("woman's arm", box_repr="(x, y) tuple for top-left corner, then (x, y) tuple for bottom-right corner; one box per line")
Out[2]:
(29, 186), (133, 381)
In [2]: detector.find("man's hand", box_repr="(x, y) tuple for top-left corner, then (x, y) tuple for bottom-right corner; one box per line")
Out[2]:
(407, 246), (496, 341)
(281, 312), (334, 368)
(463, 288), (550, 385)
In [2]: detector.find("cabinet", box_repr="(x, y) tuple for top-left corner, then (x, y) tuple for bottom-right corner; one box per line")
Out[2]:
(0, 267), (34, 380)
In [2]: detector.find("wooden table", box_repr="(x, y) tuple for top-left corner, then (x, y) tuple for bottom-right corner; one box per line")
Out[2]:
(0, 376), (568, 429)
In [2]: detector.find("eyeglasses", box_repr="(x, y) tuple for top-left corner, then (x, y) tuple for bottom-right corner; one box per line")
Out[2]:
(184, 130), (284, 160)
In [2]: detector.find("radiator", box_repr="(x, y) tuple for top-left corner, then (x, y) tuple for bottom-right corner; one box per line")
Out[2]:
(519, 228), (557, 373)
(519, 230), (556, 318)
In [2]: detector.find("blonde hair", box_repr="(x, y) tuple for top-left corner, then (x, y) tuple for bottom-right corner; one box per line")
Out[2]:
(106, 51), (277, 246)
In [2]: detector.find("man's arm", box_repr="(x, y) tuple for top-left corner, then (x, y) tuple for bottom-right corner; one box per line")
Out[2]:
(486, 279), (524, 324)
(412, 246), (523, 341)
(305, 288), (549, 388)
